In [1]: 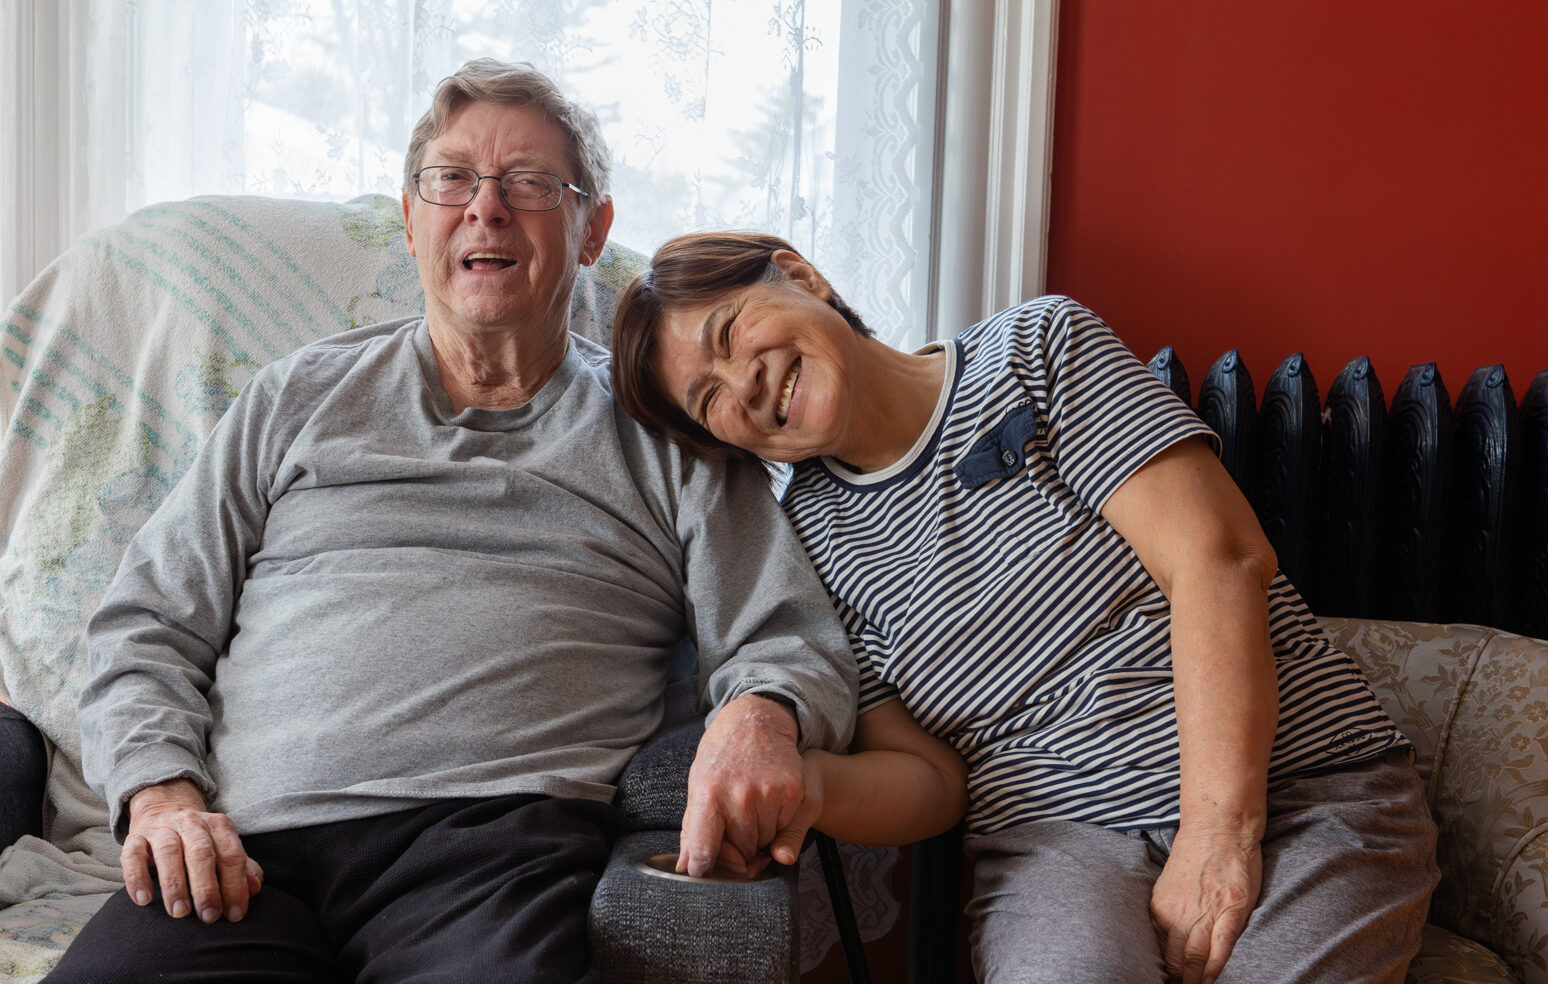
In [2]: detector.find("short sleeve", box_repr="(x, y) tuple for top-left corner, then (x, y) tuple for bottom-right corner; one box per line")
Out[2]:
(849, 619), (903, 714)
(1024, 297), (1218, 513)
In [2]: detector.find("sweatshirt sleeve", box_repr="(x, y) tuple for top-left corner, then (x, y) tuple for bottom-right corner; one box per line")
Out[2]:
(79, 372), (282, 837)
(675, 455), (858, 753)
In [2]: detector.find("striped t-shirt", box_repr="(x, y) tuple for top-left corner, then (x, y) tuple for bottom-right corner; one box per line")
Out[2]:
(781, 296), (1406, 835)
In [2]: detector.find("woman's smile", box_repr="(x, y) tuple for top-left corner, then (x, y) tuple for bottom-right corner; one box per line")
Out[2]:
(776, 358), (801, 424)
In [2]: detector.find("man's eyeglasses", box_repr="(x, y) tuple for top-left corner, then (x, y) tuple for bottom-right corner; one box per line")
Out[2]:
(412, 166), (591, 211)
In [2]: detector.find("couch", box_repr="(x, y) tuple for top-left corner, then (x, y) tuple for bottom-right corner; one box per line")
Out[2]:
(3, 194), (1544, 984)
(0, 193), (886, 983)
(1318, 618), (1548, 984)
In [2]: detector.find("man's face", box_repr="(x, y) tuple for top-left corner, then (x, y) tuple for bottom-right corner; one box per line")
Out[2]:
(403, 100), (612, 343)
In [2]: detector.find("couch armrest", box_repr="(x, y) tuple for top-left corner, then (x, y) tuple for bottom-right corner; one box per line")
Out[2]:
(589, 829), (800, 983)
(613, 716), (702, 833)
(1321, 617), (1548, 984)
(0, 701), (48, 849)
(589, 713), (801, 983)
(1499, 831), (1548, 984)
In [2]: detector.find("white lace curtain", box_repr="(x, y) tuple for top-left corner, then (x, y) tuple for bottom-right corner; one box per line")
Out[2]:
(0, 0), (1055, 968)
(1, 0), (937, 348)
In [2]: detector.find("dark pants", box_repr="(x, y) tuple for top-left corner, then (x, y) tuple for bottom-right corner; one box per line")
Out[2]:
(44, 794), (623, 984)
(0, 701), (47, 849)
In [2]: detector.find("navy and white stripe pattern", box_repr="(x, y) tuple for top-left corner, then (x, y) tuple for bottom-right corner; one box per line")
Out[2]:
(783, 296), (1406, 834)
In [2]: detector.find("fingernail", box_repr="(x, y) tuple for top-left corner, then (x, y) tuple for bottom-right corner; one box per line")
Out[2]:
(201, 907), (220, 923)
(227, 906), (244, 922)
(171, 900), (190, 918)
(134, 890), (151, 906)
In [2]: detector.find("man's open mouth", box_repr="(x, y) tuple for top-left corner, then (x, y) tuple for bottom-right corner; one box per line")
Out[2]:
(463, 251), (516, 271)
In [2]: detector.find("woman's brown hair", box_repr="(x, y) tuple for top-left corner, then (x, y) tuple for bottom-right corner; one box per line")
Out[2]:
(609, 230), (871, 469)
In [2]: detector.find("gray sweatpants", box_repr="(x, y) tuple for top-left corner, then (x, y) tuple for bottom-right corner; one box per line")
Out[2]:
(964, 750), (1439, 984)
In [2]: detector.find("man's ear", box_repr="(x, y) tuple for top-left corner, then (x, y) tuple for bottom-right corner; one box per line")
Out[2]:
(402, 193), (417, 257)
(770, 248), (832, 299)
(579, 198), (615, 267)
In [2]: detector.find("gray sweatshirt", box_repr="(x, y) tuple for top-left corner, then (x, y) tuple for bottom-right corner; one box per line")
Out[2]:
(80, 319), (857, 837)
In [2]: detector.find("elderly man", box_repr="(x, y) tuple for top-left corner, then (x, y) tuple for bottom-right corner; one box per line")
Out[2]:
(45, 59), (856, 984)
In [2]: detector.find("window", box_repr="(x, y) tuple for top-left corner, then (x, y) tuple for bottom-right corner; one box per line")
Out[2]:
(2, 0), (1055, 349)
(0, 0), (1057, 970)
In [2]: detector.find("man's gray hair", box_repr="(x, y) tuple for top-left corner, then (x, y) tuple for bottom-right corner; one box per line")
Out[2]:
(403, 58), (611, 200)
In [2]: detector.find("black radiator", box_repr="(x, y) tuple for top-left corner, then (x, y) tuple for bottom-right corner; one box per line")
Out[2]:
(1146, 347), (1548, 640)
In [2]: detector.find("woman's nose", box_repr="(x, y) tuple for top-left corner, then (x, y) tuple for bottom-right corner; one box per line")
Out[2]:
(726, 357), (763, 405)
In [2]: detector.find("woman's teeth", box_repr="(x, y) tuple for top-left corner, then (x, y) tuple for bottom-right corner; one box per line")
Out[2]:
(776, 361), (800, 423)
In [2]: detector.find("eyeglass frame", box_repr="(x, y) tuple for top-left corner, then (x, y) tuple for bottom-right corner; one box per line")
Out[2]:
(411, 165), (592, 212)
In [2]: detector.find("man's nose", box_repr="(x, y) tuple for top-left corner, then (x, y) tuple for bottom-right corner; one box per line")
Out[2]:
(464, 177), (513, 223)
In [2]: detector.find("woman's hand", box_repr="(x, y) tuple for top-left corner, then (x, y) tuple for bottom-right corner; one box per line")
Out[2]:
(1150, 821), (1263, 984)
(766, 749), (827, 867)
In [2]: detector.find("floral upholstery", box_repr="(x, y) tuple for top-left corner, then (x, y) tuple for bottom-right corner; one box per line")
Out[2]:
(1407, 924), (1519, 984)
(1324, 618), (1548, 984)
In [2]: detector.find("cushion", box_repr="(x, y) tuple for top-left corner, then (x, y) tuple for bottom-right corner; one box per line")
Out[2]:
(1406, 924), (1519, 984)
(1323, 617), (1548, 984)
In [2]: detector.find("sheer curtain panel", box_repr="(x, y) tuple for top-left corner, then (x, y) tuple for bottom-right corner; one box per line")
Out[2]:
(0, 0), (1063, 971)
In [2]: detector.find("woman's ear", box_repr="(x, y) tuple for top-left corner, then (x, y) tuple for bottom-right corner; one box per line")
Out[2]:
(770, 249), (833, 300)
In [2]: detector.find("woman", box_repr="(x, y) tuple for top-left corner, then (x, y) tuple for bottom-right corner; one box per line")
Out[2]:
(609, 232), (1438, 984)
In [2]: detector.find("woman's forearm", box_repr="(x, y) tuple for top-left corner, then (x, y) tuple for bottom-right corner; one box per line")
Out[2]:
(804, 745), (967, 846)
(1168, 552), (1277, 840)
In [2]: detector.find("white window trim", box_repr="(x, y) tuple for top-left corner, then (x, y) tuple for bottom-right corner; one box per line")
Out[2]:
(931, 0), (1060, 339)
(2, 1), (94, 307)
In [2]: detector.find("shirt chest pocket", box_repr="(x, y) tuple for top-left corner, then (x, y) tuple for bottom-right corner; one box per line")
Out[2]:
(952, 403), (1077, 555)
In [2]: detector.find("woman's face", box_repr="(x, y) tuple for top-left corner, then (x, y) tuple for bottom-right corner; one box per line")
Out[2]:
(651, 252), (866, 464)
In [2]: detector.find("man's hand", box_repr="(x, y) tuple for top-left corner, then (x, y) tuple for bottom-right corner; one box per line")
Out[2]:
(122, 778), (262, 923)
(678, 693), (805, 878)
(1149, 822), (1262, 984)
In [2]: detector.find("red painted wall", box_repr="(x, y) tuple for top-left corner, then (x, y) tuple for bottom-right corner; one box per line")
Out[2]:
(1045, 0), (1548, 406)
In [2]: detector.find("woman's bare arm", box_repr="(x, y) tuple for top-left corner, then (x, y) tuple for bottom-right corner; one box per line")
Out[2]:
(1101, 435), (1279, 984)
